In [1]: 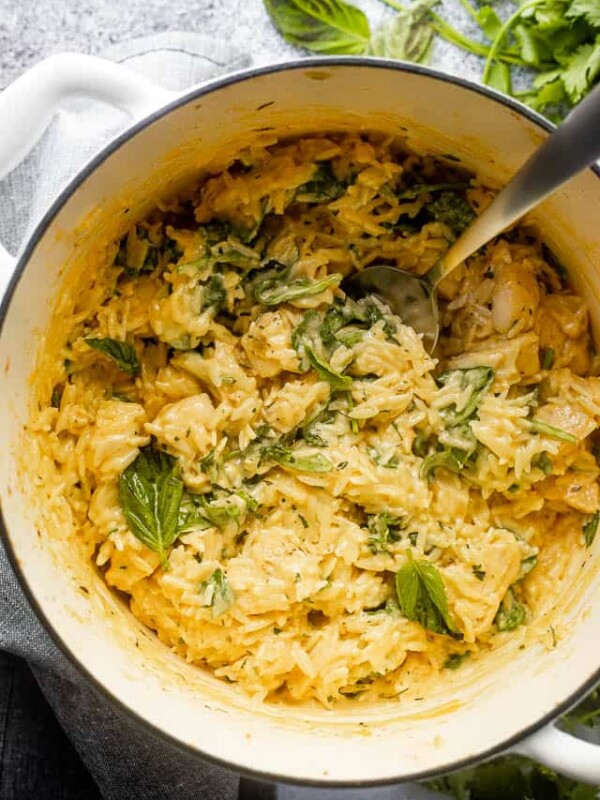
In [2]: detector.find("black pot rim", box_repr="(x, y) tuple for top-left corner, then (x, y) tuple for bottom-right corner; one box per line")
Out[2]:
(1, 55), (599, 789)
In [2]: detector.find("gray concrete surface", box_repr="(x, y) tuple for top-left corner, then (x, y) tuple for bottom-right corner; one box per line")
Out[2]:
(0, 0), (495, 88)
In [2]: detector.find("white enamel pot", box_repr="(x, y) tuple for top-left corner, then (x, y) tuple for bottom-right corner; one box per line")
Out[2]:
(1, 54), (600, 793)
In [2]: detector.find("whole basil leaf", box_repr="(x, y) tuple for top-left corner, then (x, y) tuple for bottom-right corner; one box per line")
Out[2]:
(368, 0), (438, 63)
(263, 0), (370, 54)
(85, 337), (141, 376)
(395, 551), (462, 638)
(118, 448), (184, 568)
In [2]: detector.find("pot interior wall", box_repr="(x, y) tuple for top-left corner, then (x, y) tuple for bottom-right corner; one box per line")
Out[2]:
(1, 62), (599, 784)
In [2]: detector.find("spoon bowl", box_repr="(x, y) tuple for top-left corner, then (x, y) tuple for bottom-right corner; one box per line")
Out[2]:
(343, 265), (439, 351)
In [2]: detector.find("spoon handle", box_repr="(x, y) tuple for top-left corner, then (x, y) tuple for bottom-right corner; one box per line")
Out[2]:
(428, 81), (600, 287)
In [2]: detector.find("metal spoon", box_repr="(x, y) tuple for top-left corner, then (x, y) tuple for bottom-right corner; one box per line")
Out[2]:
(344, 81), (600, 352)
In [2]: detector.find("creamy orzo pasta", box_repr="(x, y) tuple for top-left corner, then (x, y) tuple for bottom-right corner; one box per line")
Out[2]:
(28, 134), (600, 706)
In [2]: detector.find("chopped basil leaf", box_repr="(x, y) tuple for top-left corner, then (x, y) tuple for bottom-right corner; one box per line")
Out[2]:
(428, 191), (475, 236)
(397, 182), (470, 201)
(291, 309), (322, 369)
(306, 346), (352, 389)
(50, 387), (62, 408)
(260, 443), (333, 472)
(395, 551), (462, 638)
(583, 511), (600, 548)
(443, 652), (470, 670)
(495, 588), (526, 631)
(531, 451), (552, 475)
(436, 366), (494, 425)
(199, 451), (218, 482)
(529, 418), (577, 443)
(179, 491), (256, 532)
(255, 271), (341, 306)
(420, 448), (469, 481)
(541, 347), (555, 370)
(367, 513), (404, 553)
(210, 239), (261, 269)
(202, 274), (226, 310)
(368, 448), (400, 468)
(412, 430), (430, 457)
(118, 448), (184, 568)
(295, 163), (348, 202)
(85, 337), (141, 376)
(519, 555), (538, 579)
(200, 569), (234, 617)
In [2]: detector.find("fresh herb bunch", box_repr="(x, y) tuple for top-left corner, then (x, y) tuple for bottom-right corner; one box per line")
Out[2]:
(263, 0), (600, 118)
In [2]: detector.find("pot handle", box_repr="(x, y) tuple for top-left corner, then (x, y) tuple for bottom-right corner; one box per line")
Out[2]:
(0, 52), (178, 289)
(0, 52), (176, 182)
(512, 723), (600, 784)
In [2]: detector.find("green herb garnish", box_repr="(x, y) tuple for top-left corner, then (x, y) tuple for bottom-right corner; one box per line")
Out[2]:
(305, 346), (352, 389)
(367, 513), (404, 553)
(436, 366), (494, 425)
(85, 337), (141, 376)
(366, 0), (439, 62)
(295, 162), (347, 202)
(200, 569), (235, 617)
(427, 190), (475, 235)
(265, 0), (600, 120)
(50, 387), (62, 408)
(531, 451), (552, 475)
(420, 449), (469, 481)
(255, 271), (341, 305)
(529, 418), (577, 443)
(395, 551), (462, 638)
(260, 442), (333, 472)
(443, 652), (470, 670)
(541, 347), (555, 370)
(202, 274), (227, 310)
(263, 0), (370, 54)
(583, 511), (600, 547)
(495, 588), (527, 631)
(118, 448), (184, 568)
(519, 555), (538, 579)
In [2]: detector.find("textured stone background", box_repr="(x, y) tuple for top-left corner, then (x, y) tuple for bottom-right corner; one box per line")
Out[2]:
(0, 0), (496, 88)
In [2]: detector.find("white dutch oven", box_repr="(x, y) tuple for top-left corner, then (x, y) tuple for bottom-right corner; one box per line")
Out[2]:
(0, 54), (599, 793)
